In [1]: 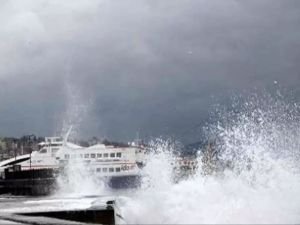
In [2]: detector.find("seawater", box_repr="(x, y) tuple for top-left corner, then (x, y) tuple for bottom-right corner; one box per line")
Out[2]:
(54, 94), (300, 224)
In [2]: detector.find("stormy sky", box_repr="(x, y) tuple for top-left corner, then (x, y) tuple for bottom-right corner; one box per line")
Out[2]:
(0, 0), (300, 143)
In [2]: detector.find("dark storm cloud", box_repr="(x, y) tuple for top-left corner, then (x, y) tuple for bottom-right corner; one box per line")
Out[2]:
(0, 0), (300, 143)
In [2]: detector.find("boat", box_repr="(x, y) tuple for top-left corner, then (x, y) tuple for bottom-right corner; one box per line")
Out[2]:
(55, 139), (146, 188)
(0, 129), (146, 192)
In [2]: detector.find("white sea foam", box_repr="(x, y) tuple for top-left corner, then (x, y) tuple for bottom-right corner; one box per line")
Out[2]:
(119, 94), (300, 224)
(54, 93), (300, 223)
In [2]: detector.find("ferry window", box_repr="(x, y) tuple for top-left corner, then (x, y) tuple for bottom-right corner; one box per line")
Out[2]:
(96, 168), (101, 172)
(97, 153), (102, 158)
(109, 168), (114, 172)
(84, 154), (89, 158)
(80, 154), (83, 158)
(104, 153), (108, 158)
(102, 168), (107, 172)
(91, 153), (96, 158)
(64, 154), (70, 159)
(110, 153), (115, 158)
(39, 148), (47, 153)
(116, 167), (121, 172)
(116, 153), (122, 158)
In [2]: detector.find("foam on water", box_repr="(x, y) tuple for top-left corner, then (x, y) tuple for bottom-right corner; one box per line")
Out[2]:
(54, 93), (300, 223)
(119, 94), (300, 224)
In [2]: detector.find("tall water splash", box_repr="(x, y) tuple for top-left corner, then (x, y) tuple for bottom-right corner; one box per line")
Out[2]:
(209, 93), (300, 178)
(140, 139), (177, 190)
(120, 93), (300, 224)
(54, 82), (106, 197)
(60, 82), (93, 137)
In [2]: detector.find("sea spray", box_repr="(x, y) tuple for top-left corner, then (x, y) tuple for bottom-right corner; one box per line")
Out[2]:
(59, 81), (95, 139)
(140, 139), (177, 190)
(120, 94), (300, 224)
(55, 159), (107, 197)
(52, 92), (300, 223)
(53, 82), (104, 197)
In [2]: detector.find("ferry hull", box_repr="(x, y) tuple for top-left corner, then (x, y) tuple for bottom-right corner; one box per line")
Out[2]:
(0, 168), (57, 195)
(0, 168), (142, 195)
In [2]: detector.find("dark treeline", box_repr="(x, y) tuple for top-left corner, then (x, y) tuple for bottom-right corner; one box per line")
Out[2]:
(0, 135), (43, 160)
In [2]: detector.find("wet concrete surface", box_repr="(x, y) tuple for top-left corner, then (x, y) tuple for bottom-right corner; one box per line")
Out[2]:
(0, 195), (117, 225)
(0, 219), (23, 225)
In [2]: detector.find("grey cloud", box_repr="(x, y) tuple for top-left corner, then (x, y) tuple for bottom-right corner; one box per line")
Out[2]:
(0, 0), (300, 143)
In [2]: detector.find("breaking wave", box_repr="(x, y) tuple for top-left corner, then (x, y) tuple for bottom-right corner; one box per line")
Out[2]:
(120, 93), (300, 224)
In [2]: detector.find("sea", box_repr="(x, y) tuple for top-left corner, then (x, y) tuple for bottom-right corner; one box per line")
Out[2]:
(1, 94), (300, 224)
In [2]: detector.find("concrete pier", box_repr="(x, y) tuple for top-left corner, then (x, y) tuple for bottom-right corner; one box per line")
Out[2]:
(0, 195), (119, 225)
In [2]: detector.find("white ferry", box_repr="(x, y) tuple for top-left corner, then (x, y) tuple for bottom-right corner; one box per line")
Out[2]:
(55, 139), (146, 188)
(0, 134), (146, 188)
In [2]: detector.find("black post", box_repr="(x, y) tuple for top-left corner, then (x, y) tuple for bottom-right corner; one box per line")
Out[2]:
(30, 150), (32, 169)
